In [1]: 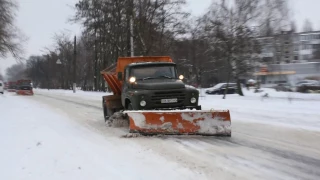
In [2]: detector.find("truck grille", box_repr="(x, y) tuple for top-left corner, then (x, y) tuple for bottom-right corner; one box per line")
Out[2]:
(151, 91), (186, 105)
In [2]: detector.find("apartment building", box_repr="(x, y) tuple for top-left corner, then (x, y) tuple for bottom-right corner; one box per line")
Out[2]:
(295, 31), (320, 62)
(258, 30), (320, 65)
(254, 30), (320, 85)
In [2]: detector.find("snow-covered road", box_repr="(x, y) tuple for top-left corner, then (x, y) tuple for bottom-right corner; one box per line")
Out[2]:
(2, 89), (320, 180)
(0, 93), (205, 180)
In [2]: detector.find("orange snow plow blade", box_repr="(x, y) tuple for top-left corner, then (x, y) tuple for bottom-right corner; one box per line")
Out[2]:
(125, 110), (231, 136)
(16, 90), (34, 95)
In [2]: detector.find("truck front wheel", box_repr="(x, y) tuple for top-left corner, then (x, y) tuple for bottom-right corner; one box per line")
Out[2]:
(127, 103), (134, 110)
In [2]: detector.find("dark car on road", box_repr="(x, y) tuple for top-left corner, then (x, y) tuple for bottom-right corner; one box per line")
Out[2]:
(205, 83), (237, 95)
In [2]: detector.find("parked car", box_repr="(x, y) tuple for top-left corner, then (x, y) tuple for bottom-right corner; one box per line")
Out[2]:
(0, 80), (4, 94)
(296, 80), (319, 87)
(273, 83), (293, 92)
(205, 83), (237, 95)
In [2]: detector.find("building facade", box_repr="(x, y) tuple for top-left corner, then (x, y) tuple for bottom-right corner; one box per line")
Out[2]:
(254, 62), (320, 85)
(258, 30), (320, 65)
(255, 31), (320, 85)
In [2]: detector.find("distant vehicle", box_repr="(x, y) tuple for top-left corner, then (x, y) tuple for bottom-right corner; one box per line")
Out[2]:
(3, 82), (8, 90)
(7, 81), (17, 92)
(0, 80), (4, 94)
(296, 80), (319, 87)
(295, 80), (320, 93)
(274, 83), (293, 92)
(205, 83), (237, 95)
(16, 79), (34, 95)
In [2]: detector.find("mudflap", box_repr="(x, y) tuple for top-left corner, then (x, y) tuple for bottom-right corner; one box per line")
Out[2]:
(123, 110), (231, 136)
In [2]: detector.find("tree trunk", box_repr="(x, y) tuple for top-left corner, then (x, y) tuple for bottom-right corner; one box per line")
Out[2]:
(237, 78), (244, 96)
(94, 31), (98, 91)
(223, 57), (231, 99)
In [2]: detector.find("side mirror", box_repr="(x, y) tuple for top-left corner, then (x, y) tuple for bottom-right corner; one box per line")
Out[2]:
(118, 72), (123, 80)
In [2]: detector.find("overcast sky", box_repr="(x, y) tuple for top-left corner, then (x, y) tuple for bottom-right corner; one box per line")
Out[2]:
(1, 0), (320, 74)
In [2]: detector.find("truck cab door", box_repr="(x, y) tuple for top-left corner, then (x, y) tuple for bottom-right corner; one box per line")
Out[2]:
(121, 68), (129, 106)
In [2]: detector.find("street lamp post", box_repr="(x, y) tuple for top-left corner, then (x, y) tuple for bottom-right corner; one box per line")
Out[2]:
(73, 36), (77, 93)
(56, 59), (62, 89)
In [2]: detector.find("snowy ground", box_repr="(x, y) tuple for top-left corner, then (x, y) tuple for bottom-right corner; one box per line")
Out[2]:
(0, 93), (205, 180)
(1, 89), (320, 180)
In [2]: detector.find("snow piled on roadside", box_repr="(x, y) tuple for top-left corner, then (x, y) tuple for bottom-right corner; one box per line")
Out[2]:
(199, 89), (320, 131)
(34, 88), (320, 131)
(0, 94), (205, 180)
(199, 87), (320, 101)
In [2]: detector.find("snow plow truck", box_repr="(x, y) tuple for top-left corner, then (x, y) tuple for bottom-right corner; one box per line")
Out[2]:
(101, 56), (231, 136)
(16, 79), (34, 95)
(7, 81), (17, 92)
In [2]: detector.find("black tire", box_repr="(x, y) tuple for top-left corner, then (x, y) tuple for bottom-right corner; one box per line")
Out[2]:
(127, 103), (133, 110)
(103, 99), (114, 122)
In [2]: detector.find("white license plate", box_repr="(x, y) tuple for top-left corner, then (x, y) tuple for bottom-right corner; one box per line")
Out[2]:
(161, 98), (178, 103)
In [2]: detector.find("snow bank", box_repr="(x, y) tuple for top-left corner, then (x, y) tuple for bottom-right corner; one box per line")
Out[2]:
(199, 87), (320, 101)
(199, 89), (320, 131)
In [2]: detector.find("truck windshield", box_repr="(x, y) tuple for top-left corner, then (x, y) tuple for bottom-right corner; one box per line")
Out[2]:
(18, 82), (31, 86)
(130, 65), (177, 80)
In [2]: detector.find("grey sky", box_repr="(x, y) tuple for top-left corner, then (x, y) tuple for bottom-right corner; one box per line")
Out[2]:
(1, 0), (320, 74)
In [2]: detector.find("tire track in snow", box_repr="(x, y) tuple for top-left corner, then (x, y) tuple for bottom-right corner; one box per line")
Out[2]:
(36, 93), (102, 110)
(33, 91), (320, 180)
(169, 137), (320, 180)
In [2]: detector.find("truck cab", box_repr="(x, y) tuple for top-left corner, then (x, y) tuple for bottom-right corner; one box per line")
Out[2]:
(120, 62), (201, 110)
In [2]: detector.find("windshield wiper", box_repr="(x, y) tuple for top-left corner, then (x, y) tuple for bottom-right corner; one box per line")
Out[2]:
(157, 75), (173, 79)
(142, 77), (156, 80)
(141, 75), (173, 80)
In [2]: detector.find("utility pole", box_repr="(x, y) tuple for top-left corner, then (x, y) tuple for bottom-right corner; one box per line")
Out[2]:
(130, 17), (134, 57)
(73, 35), (77, 93)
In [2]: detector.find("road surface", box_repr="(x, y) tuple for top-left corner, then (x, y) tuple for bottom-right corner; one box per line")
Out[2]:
(12, 91), (320, 180)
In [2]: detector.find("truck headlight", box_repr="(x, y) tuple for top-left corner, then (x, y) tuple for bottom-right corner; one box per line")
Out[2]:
(140, 100), (146, 107)
(190, 97), (196, 103)
(129, 77), (136, 83)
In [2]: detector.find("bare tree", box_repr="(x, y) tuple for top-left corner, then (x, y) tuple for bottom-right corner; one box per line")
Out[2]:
(303, 19), (313, 32)
(290, 21), (297, 32)
(258, 0), (290, 36)
(69, 0), (189, 91)
(22, 0), (291, 94)
(0, 0), (26, 59)
(5, 63), (26, 81)
(0, 71), (4, 80)
(202, 0), (263, 98)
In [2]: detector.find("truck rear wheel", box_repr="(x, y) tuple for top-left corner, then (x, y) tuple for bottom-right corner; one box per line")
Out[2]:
(103, 100), (114, 122)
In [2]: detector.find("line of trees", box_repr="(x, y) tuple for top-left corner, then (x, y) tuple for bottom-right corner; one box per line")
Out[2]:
(5, 0), (291, 96)
(0, 0), (26, 59)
